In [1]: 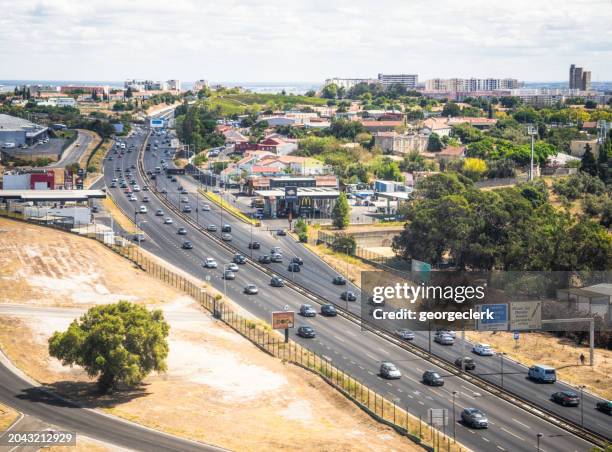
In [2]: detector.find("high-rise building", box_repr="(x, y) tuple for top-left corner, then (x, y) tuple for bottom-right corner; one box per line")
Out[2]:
(166, 79), (181, 91)
(569, 64), (591, 91)
(377, 73), (418, 89)
(425, 78), (520, 92)
(193, 79), (209, 91)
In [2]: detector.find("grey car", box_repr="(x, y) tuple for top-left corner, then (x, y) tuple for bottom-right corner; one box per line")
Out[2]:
(299, 304), (317, 317)
(461, 408), (489, 428)
(380, 362), (402, 379)
(244, 284), (258, 295)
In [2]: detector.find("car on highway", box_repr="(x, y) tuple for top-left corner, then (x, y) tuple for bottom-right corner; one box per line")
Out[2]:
(270, 276), (285, 287)
(379, 362), (402, 380)
(138, 206), (148, 214)
(258, 255), (271, 264)
(226, 263), (239, 272)
(181, 196), (188, 203)
(182, 205), (192, 213)
(161, 188), (167, 194)
(287, 262), (301, 272)
(171, 177), (177, 182)
(422, 370), (444, 386)
(290, 257), (304, 265)
(320, 304), (337, 317)
(143, 186), (149, 191)
(551, 391), (580, 407)
(394, 328), (415, 340)
(133, 233), (145, 242)
(108, 156), (114, 161)
(297, 326), (316, 338)
(472, 343), (495, 356)
(528, 364), (557, 383)
(270, 253), (283, 263)
(454, 357), (476, 370)
(155, 209), (164, 216)
(461, 408), (489, 428)
(182, 241), (193, 250)
(221, 224), (231, 232)
(133, 185), (141, 192)
(91, 205), (100, 213)
(244, 284), (258, 295)
(177, 227), (187, 235)
(163, 217), (173, 224)
(340, 291), (357, 302)
(248, 241), (261, 249)
(299, 304), (317, 317)
(332, 275), (347, 285)
(129, 195), (137, 201)
(221, 233), (232, 241)
(435, 328), (456, 338)
(233, 254), (246, 264)
(142, 196), (150, 203)
(434, 331), (455, 345)
(204, 258), (218, 268)
(276, 229), (286, 236)
(223, 270), (236, 280)
(270, 246), (281, 255)
(180, 189), (188, 195)
(207, 224), (217, 232)
(596, 400), (612, 415)
(202, 204), (211, 211)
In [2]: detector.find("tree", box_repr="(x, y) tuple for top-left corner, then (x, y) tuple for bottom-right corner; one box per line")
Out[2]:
(580, 143), (598, 176)
(125, 86), (133, 99)
(441, 102), (461, 117)
(321, 83), (338, 99)
(332, 192), (350, 229)
(48, 301), (169, 393)
(461, 158), (487, 181)
(427, 132), (443, 151)
(305, 90), (316, 97)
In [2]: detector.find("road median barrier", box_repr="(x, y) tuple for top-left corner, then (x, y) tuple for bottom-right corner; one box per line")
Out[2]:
(198, 189), (260, 227)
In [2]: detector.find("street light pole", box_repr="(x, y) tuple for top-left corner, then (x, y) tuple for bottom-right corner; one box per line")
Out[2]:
(536, 433), (543, 452)
(579, 385), (585, 427)
(527, 125), (537, 181)
(452, 391), (457, 442)
(500, 352), (505, 388)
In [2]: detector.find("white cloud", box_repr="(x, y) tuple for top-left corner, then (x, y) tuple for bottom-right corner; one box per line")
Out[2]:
(0, 0), (610, 82)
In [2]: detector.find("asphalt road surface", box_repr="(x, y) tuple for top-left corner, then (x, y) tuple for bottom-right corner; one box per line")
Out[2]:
(97, 125), (605, 452)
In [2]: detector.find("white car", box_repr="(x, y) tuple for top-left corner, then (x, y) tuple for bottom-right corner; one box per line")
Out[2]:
(129, 195), (137, 201)
(202, 204), (211, 211)
(163, 217), (173, 224)
(204, 258), (218, 268)
(138, 205), (148, 214)
(472, 343), (495, 356)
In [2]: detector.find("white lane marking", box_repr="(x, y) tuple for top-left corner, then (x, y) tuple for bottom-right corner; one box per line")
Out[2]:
(333, 335), (345, 343)
(512, 418), (531, 429)
(482, 437), (490, 442)
(365, 353), (378, 361)
(501, 427), (525, 441)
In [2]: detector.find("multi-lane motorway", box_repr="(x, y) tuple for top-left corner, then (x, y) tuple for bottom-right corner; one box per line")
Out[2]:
(100, 120), (609, 451)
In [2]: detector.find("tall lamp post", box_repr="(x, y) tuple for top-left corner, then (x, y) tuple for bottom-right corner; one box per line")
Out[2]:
(452, 391), (457, 442)
(527, 125), (537, 181)
(500, 352), (506, 388)
(579, 385), (586, 427)
(536, 433), (543, 452)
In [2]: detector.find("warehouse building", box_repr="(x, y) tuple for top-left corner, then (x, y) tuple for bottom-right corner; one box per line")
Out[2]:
(0, 114), (49, 148)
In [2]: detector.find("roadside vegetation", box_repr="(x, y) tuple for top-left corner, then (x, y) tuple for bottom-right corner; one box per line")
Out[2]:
(0, 403), (18, 431)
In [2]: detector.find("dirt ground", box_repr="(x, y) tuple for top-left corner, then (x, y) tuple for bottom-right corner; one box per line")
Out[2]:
(0, 217), (420, 451)
(467, 331), (612, 400)
(0, 217), (177, 307)
(0, 402), (18, 432)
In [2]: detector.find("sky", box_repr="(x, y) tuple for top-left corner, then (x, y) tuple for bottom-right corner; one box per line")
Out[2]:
(1, 0), (611, 83)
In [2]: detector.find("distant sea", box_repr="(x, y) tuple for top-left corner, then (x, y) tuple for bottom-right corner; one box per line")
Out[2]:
(1, 80), (610, 94)
(0, 80), (321, 95)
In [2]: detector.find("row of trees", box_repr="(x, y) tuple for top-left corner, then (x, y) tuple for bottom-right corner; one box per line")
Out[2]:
(174, 103), (225, 151)
(392, 173), (612, 271)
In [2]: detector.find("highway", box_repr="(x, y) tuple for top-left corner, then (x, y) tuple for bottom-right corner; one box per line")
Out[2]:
(149, 122), (612, 443)
(0, 350), (222, 451)
(99, 122), (605, 451)
(46, 129), (94, 168)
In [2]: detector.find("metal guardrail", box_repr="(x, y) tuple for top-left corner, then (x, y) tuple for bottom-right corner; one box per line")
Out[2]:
(136, 131), (609, 448)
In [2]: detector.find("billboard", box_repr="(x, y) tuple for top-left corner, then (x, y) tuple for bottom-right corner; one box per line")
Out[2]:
(284, 186), (298, 202)
(272, 311), (295, 330)
(150, 118), (164, 128)
(510, 301), (542, 331)
(477, 303), (508, 331)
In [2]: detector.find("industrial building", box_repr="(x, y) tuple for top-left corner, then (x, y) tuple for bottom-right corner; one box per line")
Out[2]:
(0, 114), (49, 148)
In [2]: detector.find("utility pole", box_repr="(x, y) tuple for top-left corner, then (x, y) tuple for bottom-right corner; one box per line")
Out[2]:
(452, 391), (457, 442)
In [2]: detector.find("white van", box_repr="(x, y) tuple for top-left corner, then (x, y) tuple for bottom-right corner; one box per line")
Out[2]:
(528, 364), (556, 383)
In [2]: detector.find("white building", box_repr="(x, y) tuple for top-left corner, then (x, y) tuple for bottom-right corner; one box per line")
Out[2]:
(426, 78), (520, 92)
(193, 79), (209, 91)
(166, 79), (181, 91)
(374, 132), (429, 155)
(324, 78), (378, 90)
(377, 73), (418, 89)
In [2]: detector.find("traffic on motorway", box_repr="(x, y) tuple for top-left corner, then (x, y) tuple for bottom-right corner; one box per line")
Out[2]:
(97, 115), (609, 452)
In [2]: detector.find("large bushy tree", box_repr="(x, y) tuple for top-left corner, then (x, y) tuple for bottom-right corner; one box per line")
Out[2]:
(49, 301), (170, 393)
